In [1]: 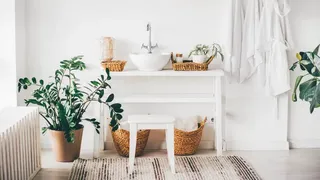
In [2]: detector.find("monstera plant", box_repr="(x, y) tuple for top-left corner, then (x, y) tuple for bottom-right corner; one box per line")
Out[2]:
(18, 55), (123, 162)
(290, 44), (320, 113)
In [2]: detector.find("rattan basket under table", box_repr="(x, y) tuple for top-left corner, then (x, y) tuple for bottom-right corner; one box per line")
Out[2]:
(171, 53), (214, 71)
(174, 117), (207, 155)
(101, 60), (126, 72)
(110, 126), (150, 157)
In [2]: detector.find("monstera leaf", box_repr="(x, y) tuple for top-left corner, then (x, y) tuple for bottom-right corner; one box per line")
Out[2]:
(298, 52), (320, 77)
(290, 44), (320, 114)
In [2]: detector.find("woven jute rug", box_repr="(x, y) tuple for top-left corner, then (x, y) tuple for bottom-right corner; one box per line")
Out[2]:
(69, 156), (261, 180)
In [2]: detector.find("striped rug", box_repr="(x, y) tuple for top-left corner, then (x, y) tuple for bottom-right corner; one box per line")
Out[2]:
(69, 156), (261, 180)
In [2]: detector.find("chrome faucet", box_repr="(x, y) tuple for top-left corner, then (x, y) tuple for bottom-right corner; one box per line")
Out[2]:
(141, 23), (158, 54)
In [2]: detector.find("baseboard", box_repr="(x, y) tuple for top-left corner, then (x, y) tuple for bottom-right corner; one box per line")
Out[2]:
(106, 140), (289, 151)
(289, 139), (320, 149)
(226, 140), (289, 150)
(105, 140), (215, 150)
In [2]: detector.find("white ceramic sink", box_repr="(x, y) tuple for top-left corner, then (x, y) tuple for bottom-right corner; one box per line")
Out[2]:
(129, 53), (171, 71)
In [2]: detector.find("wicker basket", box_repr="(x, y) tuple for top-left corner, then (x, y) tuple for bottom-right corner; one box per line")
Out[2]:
(174, 117), (207, 155)
(111, 127), (150, 157)
(101, 60), (126, 72)
(171, 53), (214, 71)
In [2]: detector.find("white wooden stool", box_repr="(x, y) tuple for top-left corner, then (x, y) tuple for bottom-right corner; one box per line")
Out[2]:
(128, 114), (176, 174)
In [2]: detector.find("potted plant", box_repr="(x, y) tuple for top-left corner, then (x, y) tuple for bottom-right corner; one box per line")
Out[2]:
(290, 44), (320, 113)
(18, 55), (123, 162)
(188, 43), (224, 63)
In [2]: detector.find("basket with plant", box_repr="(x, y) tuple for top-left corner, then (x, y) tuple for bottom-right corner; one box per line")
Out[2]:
(171, 43), (224, 71)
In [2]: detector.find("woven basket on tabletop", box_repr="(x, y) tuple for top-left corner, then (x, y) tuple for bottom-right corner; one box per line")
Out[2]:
(101, 60), (126, 72)
(110, 127), (150, 157)
(174, 117), (207, 155)
(171, 53), (214, 71)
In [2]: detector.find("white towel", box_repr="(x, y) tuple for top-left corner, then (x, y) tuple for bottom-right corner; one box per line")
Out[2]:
(175, 117), (199, 132)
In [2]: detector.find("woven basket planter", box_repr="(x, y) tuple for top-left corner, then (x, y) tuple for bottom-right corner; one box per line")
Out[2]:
(171, 53), (214, 71)
(101, 61), (126, 72)
(174, 117), (207, 155)
(110, 127), (150, 157)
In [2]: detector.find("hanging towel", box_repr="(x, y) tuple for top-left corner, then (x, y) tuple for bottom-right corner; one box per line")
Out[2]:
(225, 0), (243, 83)
(258, 0), (293, 96)
(257, 0), (293, 119)
(227, 0), (263, 83)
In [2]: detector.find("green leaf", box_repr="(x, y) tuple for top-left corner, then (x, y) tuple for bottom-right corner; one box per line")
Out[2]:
(40, 80), (44, 85)
(188, 50), (196, 58)
(303, 86), (316, 102)
(105, 68), (111, 80)
(298, 52), (320, 77)
(24, 78), (31, 84)
(111, 103), (121, 110)
(42, 127), (48, 134)
(290, 62), (298, 71)
(106, 94), (114, 102)
(111, 124), (119, 131)
(23, 85), (28, 90)
(310, 97), (317, 113)
(18, 83), (22, 92)
(46, 83), (53, 90)
(98, 90), (104, 99)
(309, 84), (320, 113)
(110, 109), (114, 118)
(32, 77), (37, 84)
(84, 118), (96, 122)
(292, 75), (304, 102)
(90, 81), (100, 87)
(116, 114), (123, 120)
(300, 60), (310, 65)
(69, 122), (76, 128)
(101, 75), (105, 81)
(110, 116), (117, 126)
(57, 102), (73, 142)
(114, 108), (124, 113)
(299, 78), (317, 100)
(19, 78), (24, 84)
(313, 44), (320, 55)
(217, 51), (224, 62)
(25, 99), (44, 106)
(95, 129), (100, 134)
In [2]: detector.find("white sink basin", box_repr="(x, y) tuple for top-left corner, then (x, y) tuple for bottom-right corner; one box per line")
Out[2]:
(129, 53), (170, 71)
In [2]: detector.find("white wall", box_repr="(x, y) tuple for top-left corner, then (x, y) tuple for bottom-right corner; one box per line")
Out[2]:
(0, 0), (17, 109)
(16, 0), (28, 106)
(288, 0), (320, 148)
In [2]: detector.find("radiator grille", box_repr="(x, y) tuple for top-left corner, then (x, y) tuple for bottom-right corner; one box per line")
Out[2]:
(0, 107), (41, 180)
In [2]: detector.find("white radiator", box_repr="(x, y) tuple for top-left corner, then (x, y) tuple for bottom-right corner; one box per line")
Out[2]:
(0, 107), (41, 180)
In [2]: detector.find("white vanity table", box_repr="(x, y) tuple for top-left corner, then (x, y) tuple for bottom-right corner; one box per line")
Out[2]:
(95, 69), (225, 156)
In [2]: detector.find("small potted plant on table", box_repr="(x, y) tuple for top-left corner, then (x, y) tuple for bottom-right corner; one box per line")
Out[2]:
(188, 43), (224, 63)
(18, 55), (123, 162)
(290, 44), (320, 113)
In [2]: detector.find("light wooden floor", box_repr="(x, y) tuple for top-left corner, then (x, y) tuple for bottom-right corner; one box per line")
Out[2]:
(34, 149), (320, 180)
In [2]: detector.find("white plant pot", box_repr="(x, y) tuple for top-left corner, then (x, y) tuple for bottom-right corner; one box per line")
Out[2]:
(192, 55), (207, 64)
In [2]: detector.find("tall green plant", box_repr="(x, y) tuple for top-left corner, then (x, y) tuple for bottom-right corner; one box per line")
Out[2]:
(290, 44), (320, 113)
(18, 55), (123, 142)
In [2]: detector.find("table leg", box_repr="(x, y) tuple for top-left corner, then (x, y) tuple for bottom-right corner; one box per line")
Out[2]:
(215, 77), (222, 156)
(166, 124), (175, 174)
(128, 124), (137, 174)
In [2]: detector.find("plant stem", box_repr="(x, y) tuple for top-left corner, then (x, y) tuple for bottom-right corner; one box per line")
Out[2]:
(39, 112), (53, 127)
